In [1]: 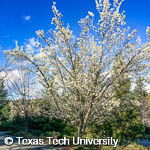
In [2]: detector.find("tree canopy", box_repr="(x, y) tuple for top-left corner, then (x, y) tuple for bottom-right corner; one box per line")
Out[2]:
(5, 0), (150, 137)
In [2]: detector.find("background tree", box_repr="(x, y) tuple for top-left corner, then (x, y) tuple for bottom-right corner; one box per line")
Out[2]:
(0, 78), (8, 121)
(134, 78), (150, 133)
(5, 0), (150, 137)
(0, 58), (9, 121)
(0, 79), (7, 103)
(5, 58), (40, 132)
(111, 74), (144, 144)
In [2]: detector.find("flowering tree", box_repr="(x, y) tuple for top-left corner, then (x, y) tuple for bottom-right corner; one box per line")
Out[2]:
(6, 0), (150, 137)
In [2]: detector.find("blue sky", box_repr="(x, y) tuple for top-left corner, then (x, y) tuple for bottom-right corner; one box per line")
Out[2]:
(0, 0), (150, 66)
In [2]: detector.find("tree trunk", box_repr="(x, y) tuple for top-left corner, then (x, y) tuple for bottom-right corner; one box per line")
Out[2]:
(78, 120), (84, 138)
(78, 105), (92, 138)
(24, 111), (28, 132)
(78, 112), (85, 138)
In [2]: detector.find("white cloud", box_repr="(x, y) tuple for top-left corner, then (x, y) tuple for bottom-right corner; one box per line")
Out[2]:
(25, 37), (39, 50)
(23, 15), (31, 21)
(29, 38), (38, 46)
(2, 70), (20, 86)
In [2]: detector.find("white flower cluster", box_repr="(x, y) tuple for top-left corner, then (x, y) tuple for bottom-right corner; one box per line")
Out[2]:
(146, 27), (150, 41)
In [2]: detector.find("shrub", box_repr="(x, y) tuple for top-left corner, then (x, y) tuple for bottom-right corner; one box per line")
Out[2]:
(27, 115), (77, 137)
(145, 126), (150, 135)
(87, 109), (144, 144)
(0, 121), (20, 132)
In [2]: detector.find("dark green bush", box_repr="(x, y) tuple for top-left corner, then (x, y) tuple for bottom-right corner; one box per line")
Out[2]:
(27, 115), (77, 137)
(28, 116), (66, 132)
(145, 126), (150, 134)
(29, 129), (43, 136)
(12, 115), (25, 126)
(0, 121), (21, 132)
(0, 114), (78, 138)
